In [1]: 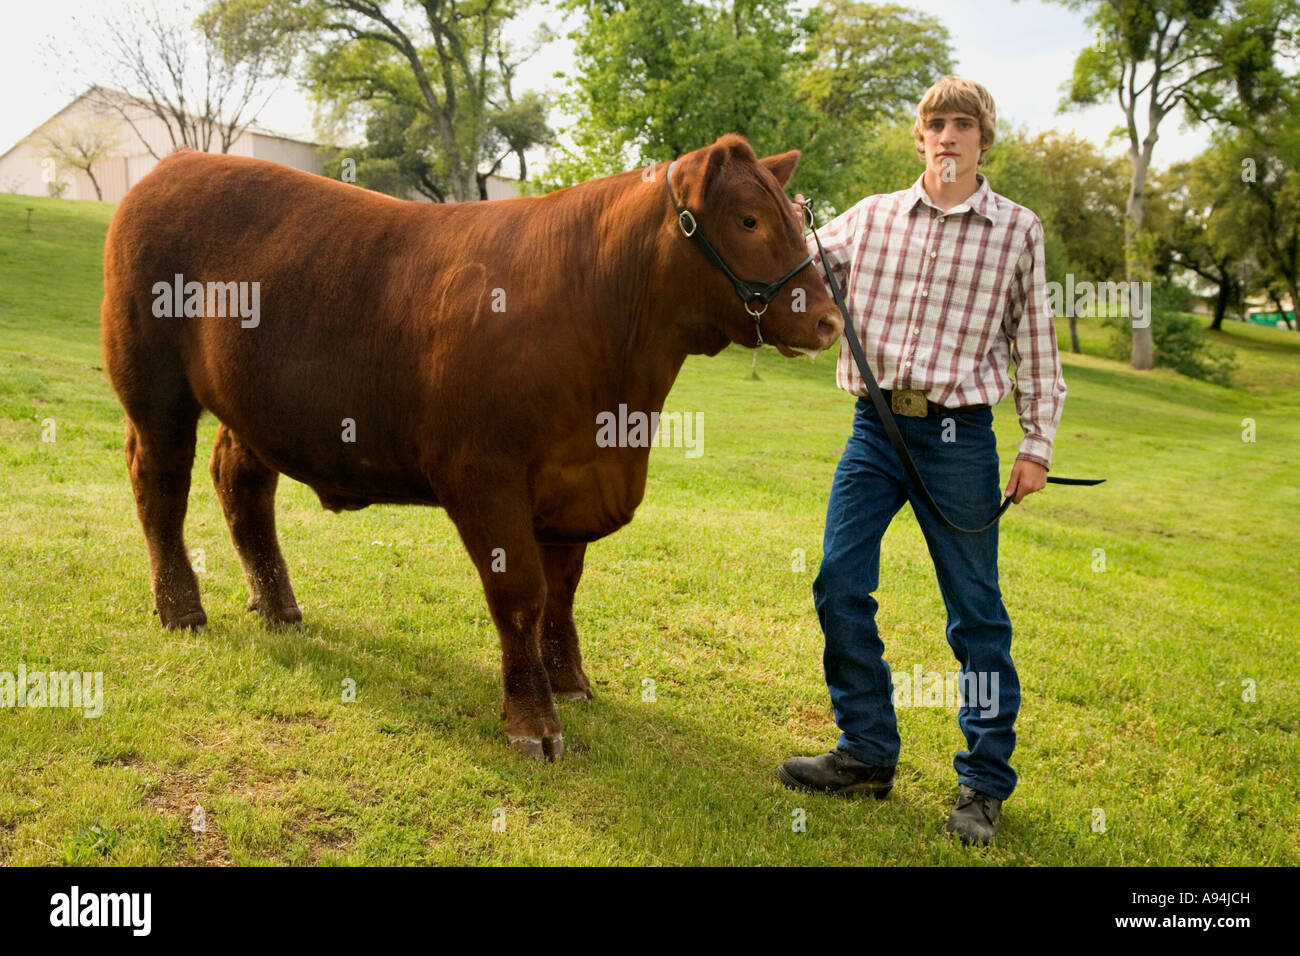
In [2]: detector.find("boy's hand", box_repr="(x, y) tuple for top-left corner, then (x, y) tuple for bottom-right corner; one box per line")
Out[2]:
(1005, 459), (1047, 504)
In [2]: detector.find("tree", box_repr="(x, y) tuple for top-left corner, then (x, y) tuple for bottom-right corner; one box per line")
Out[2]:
(540, 1), (954, 210)
(33, 114), (127, 201)
(798, 2), (954, 129)
(793, 1), (954, 210)
(56, 0), (295, 158)
(1030, 132), (1128, 284)
(1055, 0), (1300, 368)
(845, 113), (924, 195)
(323, 101), (443, 198)
(271, 0), (552, 201)
(1149, 144), (1251, 329)
(539, 0), (815, 191)
(991, 130), (1128, 351)
(1231, 115), (1300, 329)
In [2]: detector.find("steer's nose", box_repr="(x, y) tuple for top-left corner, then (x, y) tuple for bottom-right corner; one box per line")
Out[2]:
(816, 311), (843, 345)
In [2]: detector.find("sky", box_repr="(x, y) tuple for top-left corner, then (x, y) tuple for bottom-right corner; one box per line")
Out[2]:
(1, 0), (1218, 172)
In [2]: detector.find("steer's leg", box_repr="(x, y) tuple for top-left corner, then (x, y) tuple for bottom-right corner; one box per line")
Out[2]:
(443, 488), (563, 760)
(122, 410), (206, 630)
(540, 542), (593, 701)
(210, 424), (302, 627)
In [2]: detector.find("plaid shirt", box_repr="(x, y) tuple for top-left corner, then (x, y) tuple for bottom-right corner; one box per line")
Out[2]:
(808, 173), (1066, 469)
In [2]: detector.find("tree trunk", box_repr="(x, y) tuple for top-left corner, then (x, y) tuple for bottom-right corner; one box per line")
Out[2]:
(1209, 279), (1227, 330)
(1068, 315), (1081, 353)
(1125, 148), (1155, 370)
(86, 168), (103, 201)
(1267, 289), (1294, 329)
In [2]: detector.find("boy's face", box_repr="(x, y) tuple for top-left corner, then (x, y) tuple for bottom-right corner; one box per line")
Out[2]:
(919, 111), (985, 182)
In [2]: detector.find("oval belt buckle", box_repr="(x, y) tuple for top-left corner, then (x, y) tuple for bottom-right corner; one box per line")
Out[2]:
(892, 389), (928, 418)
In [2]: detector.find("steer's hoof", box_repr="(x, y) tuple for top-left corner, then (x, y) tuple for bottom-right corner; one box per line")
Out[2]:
(507, 732), (564, 761)
(555, 688), (594, 702)
(269, 606), (303, 629)
(161, 608), (207, 632)
(248, 598), (303, 629)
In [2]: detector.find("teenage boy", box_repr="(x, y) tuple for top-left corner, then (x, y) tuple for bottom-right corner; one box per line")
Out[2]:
(778, 76), (1067, 846)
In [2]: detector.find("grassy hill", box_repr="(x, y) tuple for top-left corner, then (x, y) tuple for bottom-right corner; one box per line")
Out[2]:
(1, 191), (1297, 865)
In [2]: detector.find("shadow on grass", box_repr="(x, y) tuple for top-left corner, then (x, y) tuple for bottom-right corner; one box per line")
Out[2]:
(1209, 324), (1300, 355)
(1058, 358), (1243, 412)
(191, 599), (1047, 865)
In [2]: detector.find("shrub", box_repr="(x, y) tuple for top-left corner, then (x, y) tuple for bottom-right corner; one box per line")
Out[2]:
(1105, 284), (1237, 385)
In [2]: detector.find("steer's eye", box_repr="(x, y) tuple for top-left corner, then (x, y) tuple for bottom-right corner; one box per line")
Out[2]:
(742, 216), (757, 229)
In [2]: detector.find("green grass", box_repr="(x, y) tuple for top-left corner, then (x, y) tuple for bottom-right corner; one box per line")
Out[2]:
(1, 192), (1298, 866)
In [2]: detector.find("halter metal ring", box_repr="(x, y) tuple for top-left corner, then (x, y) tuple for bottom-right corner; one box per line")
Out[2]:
(745, 299), (768, 317)
(678, 210), (697, 237)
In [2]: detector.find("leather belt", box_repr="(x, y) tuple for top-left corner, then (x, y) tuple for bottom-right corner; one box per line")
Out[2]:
(878, 388), (989, 418)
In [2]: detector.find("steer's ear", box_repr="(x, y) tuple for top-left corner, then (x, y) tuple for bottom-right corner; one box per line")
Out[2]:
(759, 150), (801, 188)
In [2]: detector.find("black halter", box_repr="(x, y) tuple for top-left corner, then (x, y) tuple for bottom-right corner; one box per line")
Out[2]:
(664, 159), (812, 344)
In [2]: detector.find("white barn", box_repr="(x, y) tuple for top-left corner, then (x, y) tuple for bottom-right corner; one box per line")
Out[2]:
(0, 86), (520, 203)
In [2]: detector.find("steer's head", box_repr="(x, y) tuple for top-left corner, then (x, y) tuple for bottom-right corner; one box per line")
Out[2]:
(659, 134), (843, 358)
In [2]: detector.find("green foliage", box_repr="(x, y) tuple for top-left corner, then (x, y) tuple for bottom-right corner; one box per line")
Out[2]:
(196, 0), (306, 72)
(537, 0), (953, 211)
(1147, 142), (1248, 310)
(248, 0), (552, 201)
(1151, 281), (1198, 314)
(792, 1), (954, 209)
(828, 113), (918, 205)
(1056, 0), (1300, 366)
(1145, 102), (1300, 323)
(62, 821), (120, 865)
(320, 103), (441, 200)
(798, 1), (953, 129)
(1029, 133), (1129, 283)
(537, 0), (814, 190)
(1229, 105), (1300, 313)
(490, 90), (552, 181)
(1104, 285), (1238, 384)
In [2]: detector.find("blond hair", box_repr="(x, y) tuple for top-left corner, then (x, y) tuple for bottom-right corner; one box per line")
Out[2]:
(912, 76), (997, 165)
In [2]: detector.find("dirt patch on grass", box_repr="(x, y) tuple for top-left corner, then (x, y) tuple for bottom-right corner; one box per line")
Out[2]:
(141, 768), (237, 866)
(252, 713), (331, 746)
(786, 704), (835, 737)
(141, 758), (301, 862)
(138, 755), (359, 865)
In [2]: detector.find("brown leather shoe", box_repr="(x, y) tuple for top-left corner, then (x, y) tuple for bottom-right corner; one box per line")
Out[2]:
(943, 785), (1001, 845)
(776, 749), (895, 798)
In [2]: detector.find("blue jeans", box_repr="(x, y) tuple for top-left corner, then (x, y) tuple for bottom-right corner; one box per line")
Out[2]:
(813, 396), (1020, 801)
